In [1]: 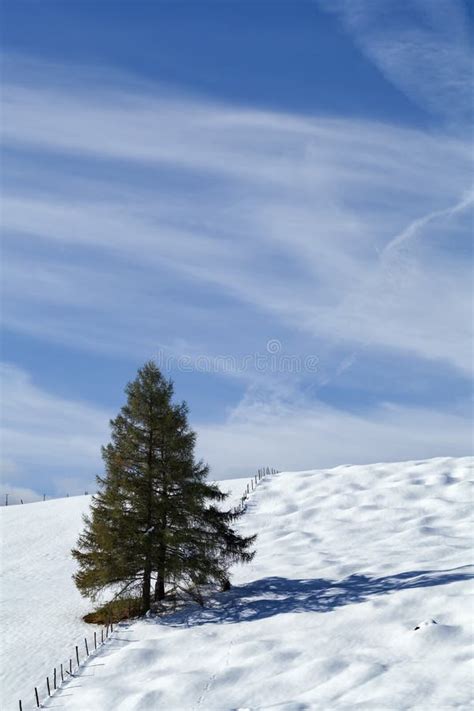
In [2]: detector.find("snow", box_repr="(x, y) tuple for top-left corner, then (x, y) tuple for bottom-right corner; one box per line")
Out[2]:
(2, 458), (473, 710)
(0, 495), (94, 708)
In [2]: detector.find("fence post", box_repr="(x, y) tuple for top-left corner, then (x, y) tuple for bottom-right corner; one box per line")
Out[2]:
(101, 628), (104, 644)
(46, 676), (51, 696)
(61, 663), (64, 682)
(85, 637), (89, 656)
(69, 658), (73, 675)
(94, 631), (97, 649)
(75, 645), (79, 666)
(18, 700), (22, 711)
(53, 667), (57, 689)
(35, 688), (40, 708)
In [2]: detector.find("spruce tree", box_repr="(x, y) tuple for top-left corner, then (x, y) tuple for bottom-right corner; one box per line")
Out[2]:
(72, 361), (255, 613)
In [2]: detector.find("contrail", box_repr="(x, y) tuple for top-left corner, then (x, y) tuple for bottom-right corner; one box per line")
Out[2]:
(382, 186), (474, 259)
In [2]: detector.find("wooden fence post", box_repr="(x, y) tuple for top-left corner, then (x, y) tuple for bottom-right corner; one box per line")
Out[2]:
(18, 700), (22, 711)
(46, 676), (51, 696)
(75, 645), (79, 666)
(85, 637), (89, 656)
(35, 688), (40, 708)
(94, 631), (97, 649)
(61, 663), (64, 682)
(53, 667), (57, 689)
(101, 628), (104, 644)
(69, 658), (73, 675)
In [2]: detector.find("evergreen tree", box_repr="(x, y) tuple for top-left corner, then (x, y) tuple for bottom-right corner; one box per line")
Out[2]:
(72, 361), (255, 613)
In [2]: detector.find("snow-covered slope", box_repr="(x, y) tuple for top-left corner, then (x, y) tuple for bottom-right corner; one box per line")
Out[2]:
(0, 495), (93, 709)
(0, 478), (247, 710)
(2, 459), (473, 710)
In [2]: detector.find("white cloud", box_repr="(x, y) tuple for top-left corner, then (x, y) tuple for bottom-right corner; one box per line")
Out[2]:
(0, 57), (472, 493)
(1, 58), (472, 379)
(1, 363), (471, 492)
(0, 363), (109, 493)
(320, 0), (473, 123)
(198, 395), (473, 479)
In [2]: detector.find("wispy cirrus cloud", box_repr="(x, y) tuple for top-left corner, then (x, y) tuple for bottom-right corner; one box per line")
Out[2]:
(0, 363), (108, 494)
(199, 395), (473, 478)
(1, 362), (471, 498)
(1, 57), (472, 380)
(0, 50), (472, 495)
(319, 0), (473, 125)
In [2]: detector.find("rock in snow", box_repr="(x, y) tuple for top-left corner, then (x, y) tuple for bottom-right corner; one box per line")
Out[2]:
(1, 457), (473, 710)
(414, 619), (437, 630)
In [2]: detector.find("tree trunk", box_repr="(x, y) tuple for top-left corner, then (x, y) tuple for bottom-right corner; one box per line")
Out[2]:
(154, 571), (165, 601)
(143, 423), (154, 612)
(142, 564), (151, 612)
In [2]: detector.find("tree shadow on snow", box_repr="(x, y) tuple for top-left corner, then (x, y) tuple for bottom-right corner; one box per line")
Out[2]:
(156, 565), (473, 628)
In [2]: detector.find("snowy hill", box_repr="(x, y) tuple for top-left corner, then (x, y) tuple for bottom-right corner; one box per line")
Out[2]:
(2, 459), (473, 710)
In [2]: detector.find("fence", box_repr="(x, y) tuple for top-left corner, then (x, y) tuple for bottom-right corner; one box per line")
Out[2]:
(234, 466), (279, 514)
(16, 467), (279, 710)
(18, 619), (116, 711)
(2, 492), (90, 507)
(4, 469), (279, 508)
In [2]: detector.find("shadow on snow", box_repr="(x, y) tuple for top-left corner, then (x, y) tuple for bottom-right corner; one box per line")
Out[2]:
(156, 566), (473, 628)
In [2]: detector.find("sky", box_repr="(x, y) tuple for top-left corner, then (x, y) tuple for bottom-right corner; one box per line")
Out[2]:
(1, 0), (473, 501)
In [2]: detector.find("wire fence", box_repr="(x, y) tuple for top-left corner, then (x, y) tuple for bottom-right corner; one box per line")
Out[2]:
(234, 466), (279, 514)
(2, 492), (90, 507)
(18, 620), (115, 711)
(16, 467), (279, 710)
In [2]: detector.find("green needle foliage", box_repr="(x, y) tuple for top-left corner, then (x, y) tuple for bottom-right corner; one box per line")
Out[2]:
(72, 361), (255, 613)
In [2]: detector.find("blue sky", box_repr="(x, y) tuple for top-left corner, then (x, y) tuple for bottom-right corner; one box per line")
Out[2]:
(1, 0), (473, 500)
